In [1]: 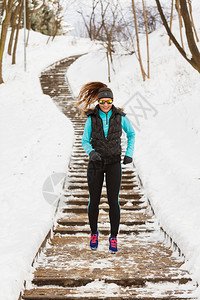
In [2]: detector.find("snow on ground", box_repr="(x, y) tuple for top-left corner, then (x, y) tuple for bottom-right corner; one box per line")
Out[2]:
(0, 30), (98, 299)
(67, 1), (200, 296)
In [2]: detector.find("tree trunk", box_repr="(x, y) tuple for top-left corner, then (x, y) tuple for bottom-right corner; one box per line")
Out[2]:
(106, 49), (111, 83)
(26, 0), (45, 30)
(12, 0), (23, 64)
(188, 0), (199, 42)
(0, 0), (15, 84)
(8, 25), (15, 55)
(176, 0), (185, 50)
(25, 0), (30, 30)
(132, 0), (146, 81)
(26, 15), (32, 46)
(179, 0), (200, 68)
(155, 0), (200, 73)
(26, 5), (34, 46)
(142, 0), (150, 78)
(169, 0), (174, 46)
(8, 2), (21, 55)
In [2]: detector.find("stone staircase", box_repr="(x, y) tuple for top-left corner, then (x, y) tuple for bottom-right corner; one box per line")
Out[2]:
(21, 56), (197, 299)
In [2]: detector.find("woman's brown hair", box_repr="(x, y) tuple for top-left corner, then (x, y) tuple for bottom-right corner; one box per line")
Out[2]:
(74, 81), (107, 115)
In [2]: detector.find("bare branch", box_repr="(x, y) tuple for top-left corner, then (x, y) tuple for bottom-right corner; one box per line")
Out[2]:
(155, 0), (200, 72)
(169, 0), (174, 46)
(188, 0), (199, 42)
(176, 0), (185, 50)
(179, 0), (200, 64)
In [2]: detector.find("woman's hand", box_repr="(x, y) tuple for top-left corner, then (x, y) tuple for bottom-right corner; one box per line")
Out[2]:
(123, 156), (132, 164)
(89, 150), (102, 162)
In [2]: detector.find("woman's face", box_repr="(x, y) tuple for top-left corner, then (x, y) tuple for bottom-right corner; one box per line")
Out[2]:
(98, 98), (113, 114)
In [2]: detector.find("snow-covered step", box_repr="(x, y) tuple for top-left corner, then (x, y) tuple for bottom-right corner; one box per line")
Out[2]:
(69, 158), (89, 164)
(63, 198), (144, 206)
(71, 152), (88, 157)
(68, 162), (136, 169)
(67, 169), (136, 176)
(67, 172), (136, 180)
(74, 129), (84, 133)
(67, 182), (138, 190)
(22, 234), (195, 297)
(54, 227), (154, 235)
(22, 284), (197, 300)
(59, 210), (155, 225)
(67, 178), (138, 185)
(61, 205), (146, 215)
(66, 178), (137, 185)
(63, 191), (143, 199)
(63, 197), (144, 206)
(57, 218), (147, 227)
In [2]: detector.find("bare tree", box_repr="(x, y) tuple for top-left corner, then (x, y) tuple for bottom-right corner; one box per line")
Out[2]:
(99, 0), (118, 82)
(142, 0), (150, 78)
(51, 0), (68, 41)
(12, 0), (23, 64)
(77, 0), (102, 40)
(116, 1), (136, 55)
(180, 0), (200, 68)
(79, 0), (124, 82)
(0, 0), (15, 84)
(132, 0), (146, 81)
(8, 1), (21, 55)
(26, 0), (45, 30)
(135, 4), (166, 34)
(98, 0), (135, 81)
(188, 0), (199, 42)
(78, 0), (166, 81)
(8, 0), (42, 61)
(155, 0), (200, 73)
(176, 0), (184, 50)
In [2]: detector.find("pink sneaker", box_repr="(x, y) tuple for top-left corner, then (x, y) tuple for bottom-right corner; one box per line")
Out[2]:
(109, 236), (118, 253)
(90, 231), (99, 250)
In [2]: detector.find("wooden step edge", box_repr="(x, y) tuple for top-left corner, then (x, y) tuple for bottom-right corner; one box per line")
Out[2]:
(31, 276), (193, 288)
(65, 200), (145, 206)
(22, 294), (197, 300)
(53, 228), (154, 235)
(56, 220), (146, 226)
(61, 207), (146, 214)
(63, 193), (143, 199)
(67, 185), (138, 190)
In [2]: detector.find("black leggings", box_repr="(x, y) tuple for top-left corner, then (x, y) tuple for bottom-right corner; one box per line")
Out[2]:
(87, 160), (122, 237)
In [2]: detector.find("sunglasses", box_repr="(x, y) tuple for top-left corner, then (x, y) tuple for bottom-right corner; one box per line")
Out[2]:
(98, 99), (113, 104)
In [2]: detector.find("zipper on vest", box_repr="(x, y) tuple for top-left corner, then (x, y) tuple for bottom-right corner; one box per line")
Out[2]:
(99, 117), (106, 140)
(106, 114), (108, 125)
(106, 112), (114, 139)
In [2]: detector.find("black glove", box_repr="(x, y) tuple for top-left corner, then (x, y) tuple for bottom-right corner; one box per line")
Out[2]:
(89, 150), (102, 162)
(123, 155), (133, 164)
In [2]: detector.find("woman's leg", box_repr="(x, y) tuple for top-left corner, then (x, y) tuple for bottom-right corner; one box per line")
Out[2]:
(105, 162), (122, 237)
(87, 160), (104, 234)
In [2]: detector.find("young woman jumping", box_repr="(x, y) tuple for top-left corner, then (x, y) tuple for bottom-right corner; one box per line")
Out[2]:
(75, 82), (135, 253)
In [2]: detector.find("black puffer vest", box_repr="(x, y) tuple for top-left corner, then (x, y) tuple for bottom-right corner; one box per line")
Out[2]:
(86, 104), (126, 164)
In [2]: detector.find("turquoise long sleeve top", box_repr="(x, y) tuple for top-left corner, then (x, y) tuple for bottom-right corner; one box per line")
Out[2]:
(82, 108), (135, 158)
